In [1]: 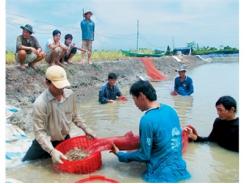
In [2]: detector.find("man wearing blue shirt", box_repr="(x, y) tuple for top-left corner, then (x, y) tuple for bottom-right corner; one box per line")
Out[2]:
(99, 73), (122, 104)
(111, 80), (190, 182)
(80, 11), (95, 65)
(172, 66), (194, 96)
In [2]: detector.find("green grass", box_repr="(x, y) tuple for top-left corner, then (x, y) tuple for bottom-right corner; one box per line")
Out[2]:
(6, 51), (16, 64)
(5, 48), (164, 64)
(5, 50), (130, 65)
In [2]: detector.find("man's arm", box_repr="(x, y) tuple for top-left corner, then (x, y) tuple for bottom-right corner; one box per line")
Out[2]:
(115, 86), (122, 97)
(99, 86), (109, 104)
(174, 78), (179, 92)
(74, 46), (88, 52)
(47, 40), (67, 51)
(47, 39), (58, 50)
(116, 119), (153, 162)
(33, 37), (42, 50)
(33, 102), (54, 154)
(92, 22), (95, 40)
(33, 100), (68, 164)
(191, 122), (217, 143)
(16, 36), (37, 53)
(59, 43), (68, 51)
(186, 78), (194, 95)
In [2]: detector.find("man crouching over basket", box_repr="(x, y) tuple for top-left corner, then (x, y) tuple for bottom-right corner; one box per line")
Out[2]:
(23, 65), (95, 164)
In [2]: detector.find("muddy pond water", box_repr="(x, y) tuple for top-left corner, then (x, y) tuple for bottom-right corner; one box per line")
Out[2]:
(6, 61), (239, 182)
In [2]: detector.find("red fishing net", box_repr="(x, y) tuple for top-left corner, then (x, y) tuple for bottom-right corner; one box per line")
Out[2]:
(140, 57), (167, 81)
(76, 175), (119, 183)
(54, 129), (189, 174)
(86, 131), (139, 153)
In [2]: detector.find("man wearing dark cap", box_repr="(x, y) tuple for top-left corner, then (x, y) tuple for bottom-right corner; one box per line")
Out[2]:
(16, 24), (45, 70)
(80, 11), (95, 64)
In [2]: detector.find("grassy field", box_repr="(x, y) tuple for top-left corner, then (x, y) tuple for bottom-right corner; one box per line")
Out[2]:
(5, 49), (162, 64)
(5, 50), (130, 64)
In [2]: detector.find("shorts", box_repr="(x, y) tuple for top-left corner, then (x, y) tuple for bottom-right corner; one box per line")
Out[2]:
(64, 47), (77, 61)
(22, 135), (70, 161)
(82, 40), (93, 52)
(16, 52), (37, 64)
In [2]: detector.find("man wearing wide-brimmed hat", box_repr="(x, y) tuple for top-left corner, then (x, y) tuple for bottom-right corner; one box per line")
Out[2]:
(171, 65), (194, 96)
(22, 65), (95, 164)
(80, 10), (95, 64)
(16, 24), (45, 70)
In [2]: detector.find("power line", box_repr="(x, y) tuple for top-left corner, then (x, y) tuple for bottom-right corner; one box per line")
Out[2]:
(7, 12), (163, 49)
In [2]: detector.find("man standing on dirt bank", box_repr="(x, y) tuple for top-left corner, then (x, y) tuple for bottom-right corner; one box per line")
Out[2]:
(22, 65), (95, 164)
(45, 30), (68, 66)
(80, 11), (95, 64)
(172, 65), (194, 96)
(111, 80), (191, 182)
(16, 24), (45, 70)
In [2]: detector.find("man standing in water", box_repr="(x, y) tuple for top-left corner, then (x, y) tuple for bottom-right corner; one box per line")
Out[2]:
(98, 72), (123, 104)
(111, 80), (190, 182)
(172, 65), (194, 96)
(16, 24), (45, 70)
(186, 96), (239, 152)
(23, 65), (95, 163)
(80, 11), (95, 64)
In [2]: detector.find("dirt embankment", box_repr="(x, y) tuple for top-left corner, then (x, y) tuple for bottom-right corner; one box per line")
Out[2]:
(6, 56), (205, 132)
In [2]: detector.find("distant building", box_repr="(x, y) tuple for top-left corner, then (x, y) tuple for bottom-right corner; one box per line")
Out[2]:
(173, 47), (192, 55)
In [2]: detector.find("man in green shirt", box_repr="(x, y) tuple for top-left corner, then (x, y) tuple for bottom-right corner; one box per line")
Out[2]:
(16, 24), (45, 70)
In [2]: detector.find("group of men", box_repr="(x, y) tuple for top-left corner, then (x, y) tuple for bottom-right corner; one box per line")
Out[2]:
(16, 11), (95, 70)
(21, 63), (238, 182)
(17, 10), (238, 183)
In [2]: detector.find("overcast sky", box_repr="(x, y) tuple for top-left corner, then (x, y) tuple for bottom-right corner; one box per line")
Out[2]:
(6, 0), (239, 51)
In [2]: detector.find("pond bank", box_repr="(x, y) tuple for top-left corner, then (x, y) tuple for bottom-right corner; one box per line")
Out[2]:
(6, 55), (205, 132)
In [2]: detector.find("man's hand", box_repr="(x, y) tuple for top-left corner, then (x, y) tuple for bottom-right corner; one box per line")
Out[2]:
(184, 127), (198, 141)
(30, 47), (37, 54)
(36, 48), (42, 54)
(85, 128), (96, 139)
(50, 149), (67, 164)
(171, 91), (178, 96)
(110, 144), (119, 155)
(108, 100), (115, 103)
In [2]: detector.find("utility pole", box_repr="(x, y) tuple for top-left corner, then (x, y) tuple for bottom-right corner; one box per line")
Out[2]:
(136, 20), (139, 51)
(172, 36), (175, 50)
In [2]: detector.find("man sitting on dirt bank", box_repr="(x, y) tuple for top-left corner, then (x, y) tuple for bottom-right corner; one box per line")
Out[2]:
(45, 29), (68, 66)
(16, 24), (45, 70)
(99, 73), (123, 104)
(110, 80), (191, 182)
(172, 65), (194, 96)
(186, 96), (239, 152)
(22, 65), (95, 163)
(63, 34), (89, 64)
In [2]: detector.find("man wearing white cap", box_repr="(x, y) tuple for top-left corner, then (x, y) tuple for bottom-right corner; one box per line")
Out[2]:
(23, 65), (95, 164)
(171, 65), (194, 96)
